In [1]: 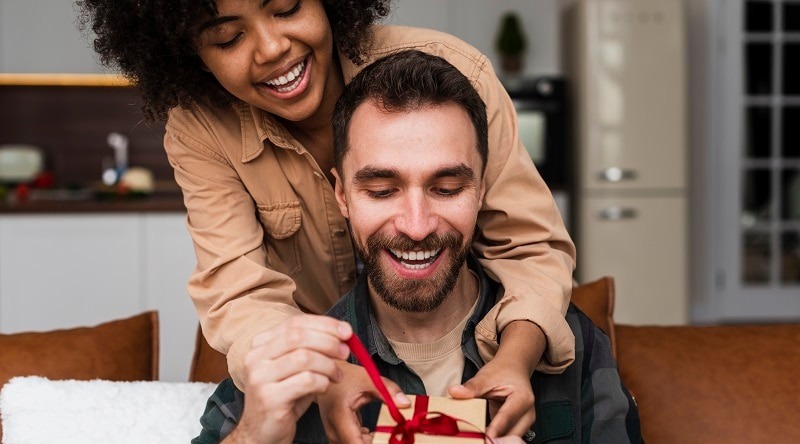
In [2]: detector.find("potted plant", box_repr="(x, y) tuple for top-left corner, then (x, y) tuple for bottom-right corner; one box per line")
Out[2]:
(495, 12), (528, 75)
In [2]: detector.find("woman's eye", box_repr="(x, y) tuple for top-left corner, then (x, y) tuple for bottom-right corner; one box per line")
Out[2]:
(216, 33), (243, 49)
(277, 0), (302, 17)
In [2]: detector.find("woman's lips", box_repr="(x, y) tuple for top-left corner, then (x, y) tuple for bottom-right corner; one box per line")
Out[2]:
(257, 56), (311, 99)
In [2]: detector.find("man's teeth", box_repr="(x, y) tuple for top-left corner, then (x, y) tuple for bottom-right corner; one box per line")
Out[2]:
(389, 248), (440, 261)
(264, 61), (305, 92)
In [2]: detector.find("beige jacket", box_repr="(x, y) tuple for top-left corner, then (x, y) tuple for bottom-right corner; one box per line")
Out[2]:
(164, 26), (576, 387)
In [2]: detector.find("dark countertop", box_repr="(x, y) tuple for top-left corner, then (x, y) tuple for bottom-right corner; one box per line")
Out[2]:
(0, 191), (186, 214)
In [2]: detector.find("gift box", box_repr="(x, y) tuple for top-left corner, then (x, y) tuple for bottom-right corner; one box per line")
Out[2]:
(373, 394), (487, 444)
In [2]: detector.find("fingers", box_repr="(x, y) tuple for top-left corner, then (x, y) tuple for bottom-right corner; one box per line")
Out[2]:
(493, 436), (525, 444)
(485, 393), (536, 438)
(318, 362), (408, 443)
(323, 400), (369, 444)
(247, 347), (344, 387)
(251, 314), (353, 359)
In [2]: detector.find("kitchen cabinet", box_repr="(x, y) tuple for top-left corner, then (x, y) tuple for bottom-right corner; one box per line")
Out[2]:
(578, 196), (687, 324)
(0, 213), (196, 382)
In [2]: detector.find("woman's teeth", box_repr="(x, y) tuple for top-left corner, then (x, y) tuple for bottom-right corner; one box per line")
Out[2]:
(263, 61), (305, 93)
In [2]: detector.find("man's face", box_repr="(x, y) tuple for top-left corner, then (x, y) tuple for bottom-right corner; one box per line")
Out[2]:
(334, 101), (485, 312)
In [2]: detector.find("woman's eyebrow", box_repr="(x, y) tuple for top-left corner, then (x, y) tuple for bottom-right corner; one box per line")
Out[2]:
(196, 0), (272, 35)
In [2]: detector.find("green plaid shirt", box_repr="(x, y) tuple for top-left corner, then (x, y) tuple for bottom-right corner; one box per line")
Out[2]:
(192, 255), (641, 443)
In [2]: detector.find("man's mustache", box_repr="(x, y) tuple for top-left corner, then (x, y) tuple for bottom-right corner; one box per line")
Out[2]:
(368, 232), (462, 254)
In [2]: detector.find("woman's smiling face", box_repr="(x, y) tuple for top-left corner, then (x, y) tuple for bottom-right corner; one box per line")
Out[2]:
(194, 0), (338, 123)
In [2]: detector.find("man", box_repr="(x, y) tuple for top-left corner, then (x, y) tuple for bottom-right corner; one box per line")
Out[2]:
(193, 50), (640, 444)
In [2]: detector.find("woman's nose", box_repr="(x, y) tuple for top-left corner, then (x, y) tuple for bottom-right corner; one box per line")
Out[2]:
(252, 24), (290, 65)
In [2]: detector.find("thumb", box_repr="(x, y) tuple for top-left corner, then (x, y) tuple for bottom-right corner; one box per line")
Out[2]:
(380, 376), (411, 407)
(448, 373), (489, 399)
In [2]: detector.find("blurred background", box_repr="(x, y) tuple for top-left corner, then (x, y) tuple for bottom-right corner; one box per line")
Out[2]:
(0, 0), (798, 381)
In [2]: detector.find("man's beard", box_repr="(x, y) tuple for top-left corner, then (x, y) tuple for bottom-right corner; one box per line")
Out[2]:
(357, 231), (471, 313)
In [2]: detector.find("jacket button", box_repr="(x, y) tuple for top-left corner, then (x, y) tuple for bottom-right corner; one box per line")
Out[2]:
(523, 430), (536, 442)
(333, 228), (347, 237)
(313, 171), (324, 180)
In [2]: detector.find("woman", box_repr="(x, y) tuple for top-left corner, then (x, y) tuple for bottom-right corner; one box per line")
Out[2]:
(78, 0), (576, 440)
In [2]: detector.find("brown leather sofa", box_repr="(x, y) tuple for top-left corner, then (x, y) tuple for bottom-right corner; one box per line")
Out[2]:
(190, 278), (800, 443)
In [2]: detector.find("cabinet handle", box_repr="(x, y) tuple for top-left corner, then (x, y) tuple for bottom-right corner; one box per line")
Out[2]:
(598, 206), (638, 220)
(598, 167), (637, 182)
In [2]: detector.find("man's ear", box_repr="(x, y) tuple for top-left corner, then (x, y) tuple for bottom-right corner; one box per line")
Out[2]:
(332, 168), (349, 219)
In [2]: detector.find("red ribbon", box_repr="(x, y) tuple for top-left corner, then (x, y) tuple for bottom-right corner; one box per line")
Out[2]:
(345, 335), (492, 443)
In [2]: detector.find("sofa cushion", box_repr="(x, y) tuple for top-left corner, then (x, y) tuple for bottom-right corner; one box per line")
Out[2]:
(616, 323), (800, 443)
(189, 324), (229, 383)
(570, 276), (616, 357)
(0, 311), (159, 441)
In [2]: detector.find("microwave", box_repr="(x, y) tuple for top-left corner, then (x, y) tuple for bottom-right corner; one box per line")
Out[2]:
(504, 77), (570, 190)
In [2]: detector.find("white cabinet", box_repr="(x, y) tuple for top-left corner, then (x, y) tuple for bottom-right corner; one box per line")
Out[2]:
(578, 196), (687, 325)
(0, 213), (196, 382)
(142, 214), (197, 382)
(0, 215), (142, 331)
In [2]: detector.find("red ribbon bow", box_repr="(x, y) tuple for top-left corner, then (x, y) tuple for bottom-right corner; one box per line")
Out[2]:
(346, 335), (492, 443)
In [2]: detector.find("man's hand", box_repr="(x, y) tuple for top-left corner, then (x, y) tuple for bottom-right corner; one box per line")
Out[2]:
(224, 315), (352, 444)
(317, 360), (411, 443)
(449, 320), (545, 438)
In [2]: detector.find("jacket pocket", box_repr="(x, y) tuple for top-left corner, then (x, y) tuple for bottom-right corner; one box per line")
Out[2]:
(257, 201), (302, 275)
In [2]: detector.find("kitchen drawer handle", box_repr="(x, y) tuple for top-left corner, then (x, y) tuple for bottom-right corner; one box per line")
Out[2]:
(598, 167), (637, 182)
(598, 206), (638, 220)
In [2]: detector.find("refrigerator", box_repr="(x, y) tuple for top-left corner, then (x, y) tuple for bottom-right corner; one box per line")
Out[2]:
(563, 0), (688, 324)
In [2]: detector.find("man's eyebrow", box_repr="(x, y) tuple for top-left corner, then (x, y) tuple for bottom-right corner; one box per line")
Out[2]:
(353, 166), (399, 183)
(196, 0), (272, 36)
(432, 164), (477, 181)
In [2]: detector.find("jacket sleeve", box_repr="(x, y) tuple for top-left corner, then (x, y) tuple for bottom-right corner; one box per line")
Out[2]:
(578, 312), (642, 442)
(164, 106), (303, 389)
(471, 58), (577, 373)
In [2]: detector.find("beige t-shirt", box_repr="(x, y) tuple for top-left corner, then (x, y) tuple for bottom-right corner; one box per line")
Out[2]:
(387, 296), (480, 397)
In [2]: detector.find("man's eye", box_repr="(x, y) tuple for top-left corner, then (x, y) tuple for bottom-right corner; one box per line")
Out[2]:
(215, 33), (242, 49)
(433, 187), (464, 196)
(366, 189), (395, 199)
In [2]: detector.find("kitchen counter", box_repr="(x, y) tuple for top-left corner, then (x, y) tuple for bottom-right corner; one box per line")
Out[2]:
(0, 191), (186, 214)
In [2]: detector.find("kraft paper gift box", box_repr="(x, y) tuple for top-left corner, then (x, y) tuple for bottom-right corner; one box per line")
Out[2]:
(373, 394), (487, 444)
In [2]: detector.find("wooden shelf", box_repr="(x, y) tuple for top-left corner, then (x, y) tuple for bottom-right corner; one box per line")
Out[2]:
(0, 73), (131, 87)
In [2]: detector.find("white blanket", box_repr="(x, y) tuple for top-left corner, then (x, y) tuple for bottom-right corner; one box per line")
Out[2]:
(0, 376), (216, 444)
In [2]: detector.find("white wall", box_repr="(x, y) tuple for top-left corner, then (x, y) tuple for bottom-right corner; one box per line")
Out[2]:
(0, 0), (105, 73)
(0, 0), (561, 76)
(387, 0), (562, 76)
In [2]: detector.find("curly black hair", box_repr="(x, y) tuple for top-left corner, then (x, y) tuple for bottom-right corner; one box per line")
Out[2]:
(76, 0), (391, 121)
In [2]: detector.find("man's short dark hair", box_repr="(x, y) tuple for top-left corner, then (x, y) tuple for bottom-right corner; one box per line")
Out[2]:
(332, 50), (488, 176)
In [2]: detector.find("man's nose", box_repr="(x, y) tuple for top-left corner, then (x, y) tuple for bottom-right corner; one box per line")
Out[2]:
(395, 191), (438, 241)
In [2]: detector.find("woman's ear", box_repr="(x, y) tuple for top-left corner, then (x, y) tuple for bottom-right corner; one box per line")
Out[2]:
(332, 168), (349, 219)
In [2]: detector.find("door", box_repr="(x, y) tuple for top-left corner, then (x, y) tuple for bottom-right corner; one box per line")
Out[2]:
(713, 0), (800, 321)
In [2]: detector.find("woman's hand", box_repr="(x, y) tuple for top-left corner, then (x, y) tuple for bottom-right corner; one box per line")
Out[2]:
(224, 315), (353, 444)
(449, 320), (544, 438)
(317, 361), (411, 443)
